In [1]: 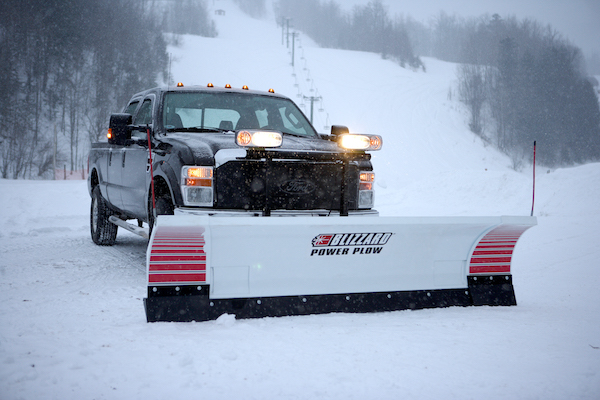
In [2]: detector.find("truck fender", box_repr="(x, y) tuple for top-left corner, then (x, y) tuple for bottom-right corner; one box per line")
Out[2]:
(149, 161), (182, 208)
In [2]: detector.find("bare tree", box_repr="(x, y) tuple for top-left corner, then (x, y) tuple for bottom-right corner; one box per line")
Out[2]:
(234, 0), (266, 18)
(0, 0), (175, 179)
(458, 64), (491, 136)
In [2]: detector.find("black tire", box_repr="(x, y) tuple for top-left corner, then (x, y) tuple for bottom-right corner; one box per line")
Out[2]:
(148, 192), (174, 238)
(90, 186), (118, 245)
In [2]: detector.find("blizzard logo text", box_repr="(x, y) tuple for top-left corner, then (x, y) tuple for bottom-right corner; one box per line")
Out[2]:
(310, 233), (392, 256)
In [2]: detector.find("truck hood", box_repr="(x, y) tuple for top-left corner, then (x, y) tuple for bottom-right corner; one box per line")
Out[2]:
(162, 132), (341, 165)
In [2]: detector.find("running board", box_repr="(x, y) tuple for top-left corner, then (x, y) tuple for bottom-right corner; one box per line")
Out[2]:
(108, 216), (149, 239)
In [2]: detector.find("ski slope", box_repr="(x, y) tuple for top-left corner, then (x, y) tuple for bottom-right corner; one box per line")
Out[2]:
(1, 1), (599, 398)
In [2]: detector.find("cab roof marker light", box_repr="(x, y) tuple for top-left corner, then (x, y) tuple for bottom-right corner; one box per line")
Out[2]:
(242, 85), (249, 90)
(207, 83), (214, 87)
(225, 84), (232, 88)
(176, 82), (184, 87)
(268, 88), (275, 93)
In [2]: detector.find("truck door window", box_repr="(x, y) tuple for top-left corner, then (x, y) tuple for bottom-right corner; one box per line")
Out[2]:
(133, 99), (152, 138)
(124, 101), (139, 115)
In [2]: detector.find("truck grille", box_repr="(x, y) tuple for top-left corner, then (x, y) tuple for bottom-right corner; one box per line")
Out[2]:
(215, 159), (359, 211)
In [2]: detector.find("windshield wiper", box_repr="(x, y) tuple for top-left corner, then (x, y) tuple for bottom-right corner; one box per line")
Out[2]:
(281, 130), (317, 138)
(165, 126), (230, 133)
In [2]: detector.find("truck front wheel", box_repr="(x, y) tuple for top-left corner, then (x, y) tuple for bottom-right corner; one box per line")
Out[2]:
(148, 193), (174, 237)
(91, 186), (118, 245)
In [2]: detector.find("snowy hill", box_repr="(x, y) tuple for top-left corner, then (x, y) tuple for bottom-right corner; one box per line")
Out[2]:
(1, 1), (599, 398)
(169, 3), (535, 217)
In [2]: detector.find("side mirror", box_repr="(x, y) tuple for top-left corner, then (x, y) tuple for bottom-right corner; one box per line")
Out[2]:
(331, 125), (349, 137)
(107, 113), (133, 145)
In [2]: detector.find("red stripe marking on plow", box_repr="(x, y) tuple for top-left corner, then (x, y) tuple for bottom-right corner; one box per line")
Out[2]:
(154, 234), (203, 237)
(469, 225), (531, 275)
(153, 238), (205, 242)
(153, 240), (205, 245)
(148, 225), (207, 285)
(475, 243), (516, 248)
(470, 265), (511, 274)
(470, 257), (512, 264)
(151, 244), (203, 248)
(472, 250), (514, 255)
(150, 249), (205, 254)
(149, 255), (206, 262)
(148, 273), (206, 283)
(149, 263), (206, 271)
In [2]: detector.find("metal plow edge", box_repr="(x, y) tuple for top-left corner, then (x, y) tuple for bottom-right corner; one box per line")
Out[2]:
(144, 215), (536, 322)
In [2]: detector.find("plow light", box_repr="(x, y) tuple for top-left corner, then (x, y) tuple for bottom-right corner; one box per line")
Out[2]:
(338, 134), (383, 151)
(181, 166), (213, 206)
(236, 130), (283, 148)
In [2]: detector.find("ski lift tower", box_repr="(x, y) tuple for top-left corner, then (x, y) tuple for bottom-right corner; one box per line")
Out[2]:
(303, 95), (322, 124)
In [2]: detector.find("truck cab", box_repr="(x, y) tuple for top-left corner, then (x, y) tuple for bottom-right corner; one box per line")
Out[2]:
(88, 83), (382, 245)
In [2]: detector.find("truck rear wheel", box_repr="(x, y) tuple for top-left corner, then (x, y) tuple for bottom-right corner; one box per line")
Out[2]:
(91, 186), (118, 245)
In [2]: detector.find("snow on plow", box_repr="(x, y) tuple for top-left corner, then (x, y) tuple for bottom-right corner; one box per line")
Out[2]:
(144, 215), (536, 322)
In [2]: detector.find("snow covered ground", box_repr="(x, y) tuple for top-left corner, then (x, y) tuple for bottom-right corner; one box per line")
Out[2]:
(1, 1), (599, 398)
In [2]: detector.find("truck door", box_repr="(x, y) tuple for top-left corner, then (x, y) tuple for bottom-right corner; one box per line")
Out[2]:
(104, 100), (139, 211)
(121, 97), (154, 219)
(105, 145), (124, 209)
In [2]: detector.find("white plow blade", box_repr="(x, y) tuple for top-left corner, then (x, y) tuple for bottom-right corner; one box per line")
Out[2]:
(144, 215), (536, 322)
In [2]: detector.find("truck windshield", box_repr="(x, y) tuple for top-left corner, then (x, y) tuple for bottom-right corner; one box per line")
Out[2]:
(163, 92), (318, 137)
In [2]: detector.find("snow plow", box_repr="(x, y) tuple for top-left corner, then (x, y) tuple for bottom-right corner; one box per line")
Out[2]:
(144, 214), (536, 322)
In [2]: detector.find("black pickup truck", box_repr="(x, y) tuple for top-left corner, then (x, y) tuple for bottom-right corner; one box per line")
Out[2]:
(87, 84), (382, 245)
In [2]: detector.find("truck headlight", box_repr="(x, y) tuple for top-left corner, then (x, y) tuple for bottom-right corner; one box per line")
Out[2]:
(181, 166), (213, 206)
(338, 134), (382, 151)
(236, 130), (283, 148)
(358, 171), (375, 208)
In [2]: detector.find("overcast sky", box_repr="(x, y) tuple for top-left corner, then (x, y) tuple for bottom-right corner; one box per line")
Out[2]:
(341, 0), (600, 57)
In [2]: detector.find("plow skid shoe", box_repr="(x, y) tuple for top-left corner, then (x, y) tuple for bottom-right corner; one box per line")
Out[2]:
(144, 215), (536, 322)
